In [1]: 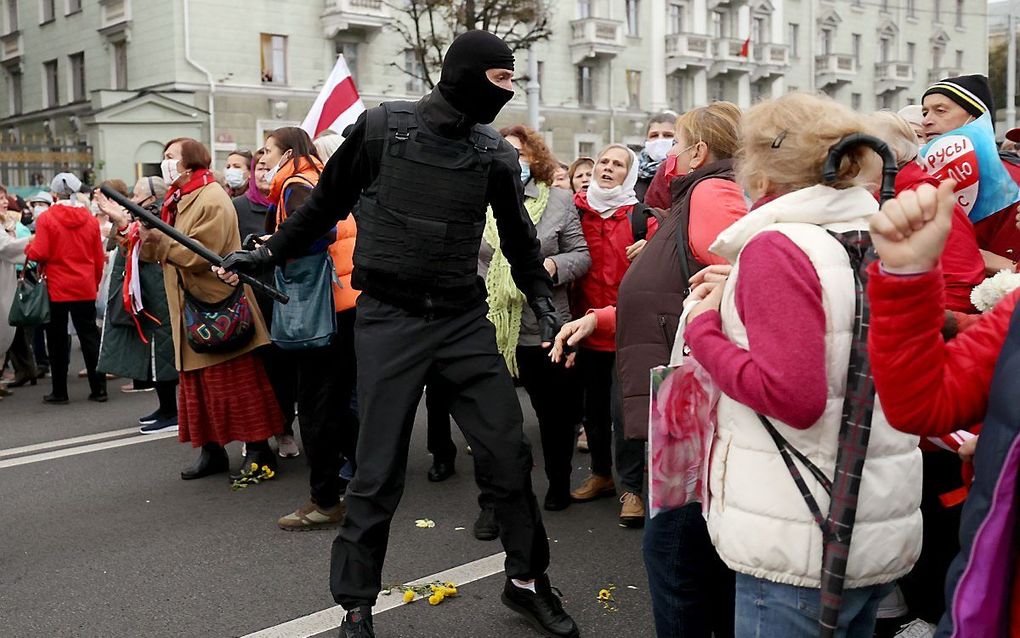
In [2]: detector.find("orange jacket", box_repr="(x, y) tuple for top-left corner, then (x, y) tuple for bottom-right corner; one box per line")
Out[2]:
(271, 158), (360, 312)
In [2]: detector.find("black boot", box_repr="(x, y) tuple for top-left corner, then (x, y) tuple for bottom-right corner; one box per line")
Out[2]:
(427, 458), (455, 482)
(543, 483), (572, 512)
(181, 443), (229, 480)
(338, 606), (374, 638)
(473, 503), (499, 541)
(230, 441), (278, 481)
(501, 574), (580, 638)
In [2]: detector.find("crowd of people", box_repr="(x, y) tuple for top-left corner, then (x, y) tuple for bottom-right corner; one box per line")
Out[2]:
(2, 29), (1019, 638)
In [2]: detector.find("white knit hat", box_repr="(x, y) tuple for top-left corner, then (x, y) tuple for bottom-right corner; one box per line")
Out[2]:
(51, 172), (83, 196)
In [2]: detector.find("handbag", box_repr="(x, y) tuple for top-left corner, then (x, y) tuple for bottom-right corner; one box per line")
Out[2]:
(271, 251), (336, 350)
(8, 269), (50, 327)
(176, 269), (255, 354)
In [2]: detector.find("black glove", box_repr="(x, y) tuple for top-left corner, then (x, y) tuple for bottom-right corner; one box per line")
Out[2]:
(530, 296), (562, 347)
(221, 244), (274, 275)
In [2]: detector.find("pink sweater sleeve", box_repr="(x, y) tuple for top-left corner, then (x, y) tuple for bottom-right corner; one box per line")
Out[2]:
(688, 179), (748, 266)
(684, 231), (827, 429)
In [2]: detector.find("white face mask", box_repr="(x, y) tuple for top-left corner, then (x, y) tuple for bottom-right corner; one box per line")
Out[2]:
(264, 152), (290, 186)
(33, 205), (47, 215)
(224, 167), (246, 188)
(644, 138), (675, 163)
(161, 158), (181, 186)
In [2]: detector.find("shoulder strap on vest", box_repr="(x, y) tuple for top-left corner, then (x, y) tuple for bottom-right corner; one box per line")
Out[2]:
(367, 102), (418, 143)
(469, 124), (501, 171)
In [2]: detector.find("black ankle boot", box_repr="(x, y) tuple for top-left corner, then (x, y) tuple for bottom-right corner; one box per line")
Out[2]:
(338, 606), (374, 638)
(181, 444), (229, 480)
(501, 574), (579, 638)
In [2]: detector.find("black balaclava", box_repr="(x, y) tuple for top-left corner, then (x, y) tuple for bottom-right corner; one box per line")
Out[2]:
(437, 31), (515, 125)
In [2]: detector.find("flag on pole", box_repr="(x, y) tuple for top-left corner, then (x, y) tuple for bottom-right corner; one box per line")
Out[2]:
(300, 55), (366, 139)
(739, 37), (751, 57)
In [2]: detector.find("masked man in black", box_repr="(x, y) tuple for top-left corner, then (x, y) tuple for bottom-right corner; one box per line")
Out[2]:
(221, 31), (579, 638)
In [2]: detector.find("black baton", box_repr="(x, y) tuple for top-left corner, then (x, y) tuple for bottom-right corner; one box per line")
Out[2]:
(99, 184), (290, 304)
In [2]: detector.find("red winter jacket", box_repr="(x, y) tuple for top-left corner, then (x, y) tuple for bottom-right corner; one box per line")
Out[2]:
(572, 190), (658, 351)
(896, 162), (984, 313)
(25, 203), (105, 302)
(868, 265), (1020, 636)
(972, 159), (1020, 262)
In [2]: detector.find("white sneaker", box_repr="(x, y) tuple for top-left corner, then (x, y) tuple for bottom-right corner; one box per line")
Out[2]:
(276, 434), (300, 458)
(894, 619), (937, 638)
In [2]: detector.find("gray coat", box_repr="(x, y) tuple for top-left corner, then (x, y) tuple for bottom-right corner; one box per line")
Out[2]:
(479, 182), (591, 347)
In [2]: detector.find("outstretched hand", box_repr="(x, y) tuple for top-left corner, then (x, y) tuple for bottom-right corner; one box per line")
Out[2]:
(870, 180), (956, 273)
(550, 313), (598, 367)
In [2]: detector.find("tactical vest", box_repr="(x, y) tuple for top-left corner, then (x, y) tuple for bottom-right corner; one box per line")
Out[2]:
(354, 101), (501, 289)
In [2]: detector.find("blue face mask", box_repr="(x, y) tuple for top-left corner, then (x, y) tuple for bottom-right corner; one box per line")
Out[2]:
(519, 160), (531, 184)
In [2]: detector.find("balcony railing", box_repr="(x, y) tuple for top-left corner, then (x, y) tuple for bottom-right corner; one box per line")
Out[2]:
(321, 0), (390, 36)
(1, 31), (22, 63)
(875, 61), (914, 91)
(754, 43), (790, 67)
(928, 66), (963, 83)
(569, 17), (624, 64)
(815, 53), (857, 86)
(665, 33), (712, 65)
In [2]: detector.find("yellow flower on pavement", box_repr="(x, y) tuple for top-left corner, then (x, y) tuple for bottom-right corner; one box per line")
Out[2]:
(598, 589), (611, 601)
(414, 518), (436, 528)
(402, 590), (415, 603)
(428, 592), (445, 605)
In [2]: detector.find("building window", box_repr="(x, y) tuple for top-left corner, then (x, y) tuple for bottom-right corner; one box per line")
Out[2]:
(955, 0), (964, 28)
(69, 51), (85, 102)
(711, 11), (724, 39)
(626, 0), (639, 36)
(668, 3), (684, 35)
(577, 65), (594, 107)
(578, 141), (595, 157)
(711, 80), (725, 102)
(66, 0), (82, 15)
(906, 0), (916, 18)
(933, 47), (944, 70)
(934, 0), (941, 22)
(260, 33), (287, 84)
(43, 58), (59, 107)
(906, 42), (915, 65)
(851, 93), (862, 111)
(577, 0), (591, 19)
(338, 41), (359, 82)
(7, 68), (22, 115)
(40, 0), (55, 23)
(6, 0), (19, 32)
(880, 0), (888, 12)
(881, 93), (895, 110)
(667, 72), (684, 110)
(112, 41), (128, 89)
(851, 33), (861, 65)
(820, 29), (833, 56)
(879, 38), (891, 64)
(955, 49), (964, 69)
(626, 70), (641, 109)
(788, 23), (799, 57)
(403, 49), (425, 94)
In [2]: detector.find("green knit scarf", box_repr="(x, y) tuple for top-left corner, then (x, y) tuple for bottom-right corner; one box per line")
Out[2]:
(482, 182), (550, 377)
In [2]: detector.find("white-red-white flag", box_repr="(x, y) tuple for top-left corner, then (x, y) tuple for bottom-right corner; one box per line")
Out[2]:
(300, 55), (366, 139)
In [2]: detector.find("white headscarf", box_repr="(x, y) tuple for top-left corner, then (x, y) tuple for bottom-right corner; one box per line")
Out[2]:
(586, 145), (639, 215)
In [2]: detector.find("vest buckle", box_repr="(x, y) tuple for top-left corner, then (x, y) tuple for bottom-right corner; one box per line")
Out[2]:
(394, 131), (410, 141)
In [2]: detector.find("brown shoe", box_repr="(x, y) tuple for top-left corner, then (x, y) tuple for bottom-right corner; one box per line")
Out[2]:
(277, 501), (345, 531)
(570, 474), (616, 502)
(619, 492), (645, 528)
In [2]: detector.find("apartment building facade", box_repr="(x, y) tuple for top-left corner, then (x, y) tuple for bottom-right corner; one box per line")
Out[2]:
(0, 0), (988, 187)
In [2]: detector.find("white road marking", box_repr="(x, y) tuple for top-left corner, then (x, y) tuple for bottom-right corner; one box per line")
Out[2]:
(241, 552), (507, 638)
(0, 427), (141, 458)
(0, 431), (178, 469)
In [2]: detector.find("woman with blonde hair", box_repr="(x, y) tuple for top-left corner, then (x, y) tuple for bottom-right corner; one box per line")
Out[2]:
(682, 94), (923, 636)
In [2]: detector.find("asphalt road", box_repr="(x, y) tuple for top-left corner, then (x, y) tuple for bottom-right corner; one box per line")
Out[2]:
(0, 350), (655, 638)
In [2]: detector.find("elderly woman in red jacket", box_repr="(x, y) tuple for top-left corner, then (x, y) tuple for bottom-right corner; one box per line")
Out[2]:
(868, 179), (1020, 638)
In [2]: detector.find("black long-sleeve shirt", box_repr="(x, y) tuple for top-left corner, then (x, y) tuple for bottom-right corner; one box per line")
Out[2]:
(264, 90), (551, 315)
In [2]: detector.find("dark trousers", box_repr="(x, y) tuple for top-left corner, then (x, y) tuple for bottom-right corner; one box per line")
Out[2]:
(155, 380), (178, 417)
(297, 310), (359, 509)
(899, 451), (963, 624)
(577, 347), (645, 493)
(7, 326), (38, 381)
(516, 345), (581, 496)
(45, 300), (104, 398)
(643, 503), (735, 638)
(331, 295), (549, 608)
(425, 380), (458, 464)
(261, 344), (298, 437)
(33, 325), (49, 369)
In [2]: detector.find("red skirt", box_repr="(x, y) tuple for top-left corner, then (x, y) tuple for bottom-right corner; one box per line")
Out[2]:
(177, 351), (284, 447)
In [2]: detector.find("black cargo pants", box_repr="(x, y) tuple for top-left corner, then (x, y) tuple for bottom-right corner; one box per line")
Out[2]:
(330, 294), (550, 608)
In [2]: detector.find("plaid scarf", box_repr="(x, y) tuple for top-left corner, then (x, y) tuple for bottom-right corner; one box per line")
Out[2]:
(757, 230), (876, 638)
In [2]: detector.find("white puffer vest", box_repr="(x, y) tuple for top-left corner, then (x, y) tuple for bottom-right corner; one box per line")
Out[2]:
(703, 185), (922, 589)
